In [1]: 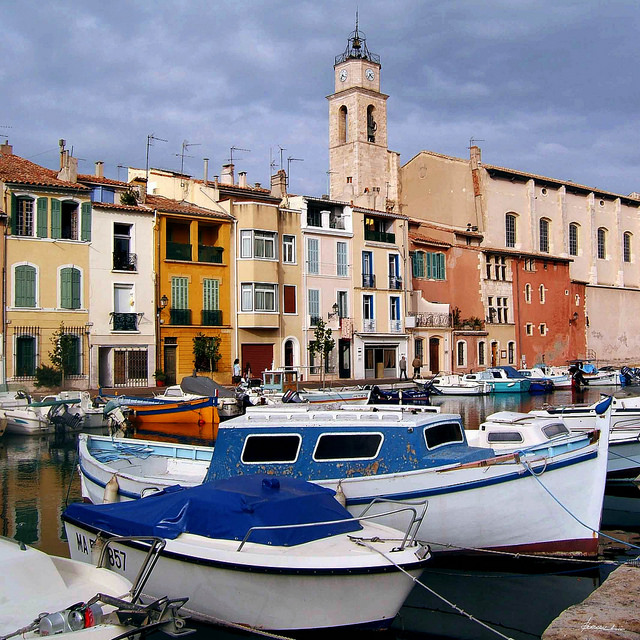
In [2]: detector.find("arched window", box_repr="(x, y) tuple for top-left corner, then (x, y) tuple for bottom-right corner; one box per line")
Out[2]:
(367, 105), (377, 143)
(507, 341), (515, 364)
(524, 283), (531, 304)
(539, 284), (546, 304)
(568, 223), (579, 256)
(623, 232), (632, 263)
(539, 218), (550, 253)
(456, 340), (467, 367)
(478, 341), (486, 366)
(16, 334), (37, 377)
(14, 264), (37, 307)
(60, 267), (81, 309)
(505, 214), (516, 248)
(597, 228), (607, 259)
(338, 105), (348, 144)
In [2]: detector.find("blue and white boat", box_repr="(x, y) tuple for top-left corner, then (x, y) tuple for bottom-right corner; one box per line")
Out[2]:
(77, 402), (612, 557)
(518, 366), (571, 390)
(462, 368), (532, 393)
(64, 475), (430, 630)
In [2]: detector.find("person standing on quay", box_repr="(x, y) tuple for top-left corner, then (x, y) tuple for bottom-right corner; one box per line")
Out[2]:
(399, 355), (408, 380)
(232, 358), (241, 383)
(412, 356), (421, 379)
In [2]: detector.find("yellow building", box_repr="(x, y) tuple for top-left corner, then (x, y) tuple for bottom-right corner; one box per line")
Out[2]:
(0, 142), (92, 389)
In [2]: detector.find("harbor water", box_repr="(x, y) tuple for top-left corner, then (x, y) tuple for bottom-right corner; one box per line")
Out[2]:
(1, 386), (639, 640)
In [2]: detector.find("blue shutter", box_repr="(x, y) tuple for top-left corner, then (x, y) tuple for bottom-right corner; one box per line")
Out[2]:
(81, 202), (92, 241)
(36, 198), (48, 238)
(51, 200), (61, 238)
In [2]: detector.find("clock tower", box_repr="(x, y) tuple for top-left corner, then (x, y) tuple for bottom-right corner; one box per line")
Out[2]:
(328, 19), (399, 210)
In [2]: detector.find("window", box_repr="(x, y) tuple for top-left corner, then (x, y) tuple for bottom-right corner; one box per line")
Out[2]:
(91, 186), (115, 203)
(307, 208), (322, 227)
(505, 214), (516, 248)
(62, 334), (82, 376)
(241, 283), (278, 312)
(16, 334), (37, 377)
(412, 251), (425, 278)
(485, 255), (507, 280)
(113, 223), (135, 270)
(624, 232), (632, 263)
(308, 289), (320, 325)
(307, 238), (319, 274)
(508, 341), (515, 364)
(478, 341), (486, 366)
(496, 297), (509, 323)
(337, 290), (348, 318)
(242, 434), (301, 463)
(424, 422), (464, 450)
(457, 341), (467, 367)
(569, 223), (578, 256)
(14, 196), (34, 236)
(597, 228), (607, 259)
(170, 276), (190, 324)
(539, 285), (546, 304)
(539, 218), (549, 253)
(338, 105), (348, 144)
(363, 294), (374, 330)
(240, 230), (276, 259)
(202, 279), (221, 326)
(390, 296), (401, 331)
(526, 323), (534, 336)
(540, 323), (548, 335)
(60, 267), (81, 309)
(283, 285), (297, 314)
(314, 433), (383, 461)
(524, 283), (531, 303)
(282, 235), (296, 263)
(415, 338), (424, 362)
(59, 201), (79, 240)
(15, 265), (36, 307)
(336, 241), (348, 276)
(362, 251), (374, 287)
(524, 258), (535, 272)
(112, 284), (137, 330)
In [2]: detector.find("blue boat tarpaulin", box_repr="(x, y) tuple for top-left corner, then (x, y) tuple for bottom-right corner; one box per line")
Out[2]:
(64, 475), (362, 546)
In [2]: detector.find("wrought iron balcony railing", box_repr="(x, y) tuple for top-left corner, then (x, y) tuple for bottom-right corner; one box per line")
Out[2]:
(112, 251), (137, 271)
(364, 229), (395, 244)
(388, 276), (402, 290)
(362, 273), (376, 288)
(170, 308), (192, 325)
(110, 312), (139, 331)
(166, 241), (192, 261)
(198, 245), (224, 263)
(201, 309), (223, 326)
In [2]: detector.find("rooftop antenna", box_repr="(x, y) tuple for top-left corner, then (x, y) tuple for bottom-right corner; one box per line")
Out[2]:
(326, 170), (336, 195)
(146, 134), (168, 183)
(287, 156), (303, 190)
(117, 164), (127, 181)
(176, 140), (201, 175)
(228, 146), (250, 165)
(469, 137), (485, 148)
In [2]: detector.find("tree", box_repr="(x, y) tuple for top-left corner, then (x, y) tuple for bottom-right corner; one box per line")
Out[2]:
(193, 332), (222, 373)
(308, 319), (335, 387)
(47, 322), (77, 388)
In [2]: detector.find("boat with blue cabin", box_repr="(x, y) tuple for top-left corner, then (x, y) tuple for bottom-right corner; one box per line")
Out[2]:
(462, 368), (532, 393)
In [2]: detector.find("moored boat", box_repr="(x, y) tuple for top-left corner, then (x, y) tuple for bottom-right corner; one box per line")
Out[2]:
(64, 475), (430, 630)
(431, 373), (489, 395)
(462, 369), (532, 393)
(77, 402), (612, 557)
(518, 366), (572, 389)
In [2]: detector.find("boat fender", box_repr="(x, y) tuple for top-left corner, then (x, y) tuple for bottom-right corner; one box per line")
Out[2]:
(198, 418), (205, 426)
(103, 474), (119, 504)
(335, 479), (347, 507)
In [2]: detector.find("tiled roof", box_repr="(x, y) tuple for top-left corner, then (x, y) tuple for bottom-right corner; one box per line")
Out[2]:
(0, 153), (89, 190)
(91, 201), (150, 213)
(145, 195), (233, 220)
(411, 234), (451, 248)
(77, 173), (130, 187)
(353, 205), (408, 220)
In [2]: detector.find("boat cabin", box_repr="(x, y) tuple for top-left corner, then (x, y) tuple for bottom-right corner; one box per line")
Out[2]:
(261, 369), (299, 394)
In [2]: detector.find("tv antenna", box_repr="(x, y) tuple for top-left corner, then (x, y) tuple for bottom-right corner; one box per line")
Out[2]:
(469, 137), (485, 148)
(176, 140), (201, 175)
(287, 156), (303, 189)
(146, 133), (168, 183)
(228, 146), (250, 165)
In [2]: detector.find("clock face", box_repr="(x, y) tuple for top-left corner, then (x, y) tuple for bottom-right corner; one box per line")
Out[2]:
(339, 69), (348, 82)
(365, 69), (375, 81)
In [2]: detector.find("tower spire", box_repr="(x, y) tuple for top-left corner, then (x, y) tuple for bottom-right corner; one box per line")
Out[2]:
(335, 13), (380, 65)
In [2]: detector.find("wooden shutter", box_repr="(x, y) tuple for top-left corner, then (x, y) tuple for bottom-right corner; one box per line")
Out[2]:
(171, 277), (188, 309)
(308, 289), (319, 317)
(36, 198), (48, 238)
(437, 253), (445, 279)
(50, 199), (61, 238)
(203, 279), (219, 310)
(71, 268), (81, 308)
(426, 252), (433, 279)
(81, 202), (92, 241)
(283, 285), (296, 314)
(9, 193), (17, 235)
(61, 267), (80, 309)
(15, 265), (36, 307)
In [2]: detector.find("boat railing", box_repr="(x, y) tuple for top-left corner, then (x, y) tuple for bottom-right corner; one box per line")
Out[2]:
(237, 500), (429, 553)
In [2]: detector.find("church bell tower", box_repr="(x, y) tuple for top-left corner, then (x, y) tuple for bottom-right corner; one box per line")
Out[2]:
(327, 18), (398, 211)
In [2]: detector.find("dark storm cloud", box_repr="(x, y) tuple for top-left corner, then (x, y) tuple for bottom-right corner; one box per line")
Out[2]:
(2, 0), (639, 197)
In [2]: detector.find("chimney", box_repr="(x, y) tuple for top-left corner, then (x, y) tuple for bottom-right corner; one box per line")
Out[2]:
(213, 175), (219, 188)
(58, 139), (66, 169)
(270, 169), (287, 199)
(58, 149), (78, 183)
(470, 145), (482, 169)
(239, 171), (247, 188)
(95, 161), (104, 178)
(203, 158), (209, 185)
(220, 163), (234, 185)
(0, 140), (12, 156)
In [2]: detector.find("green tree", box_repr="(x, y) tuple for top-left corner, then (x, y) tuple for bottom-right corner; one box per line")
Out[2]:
(46, 322), (77, 388)
(308, 319), (335, 387)
(193, 332), (222, 373)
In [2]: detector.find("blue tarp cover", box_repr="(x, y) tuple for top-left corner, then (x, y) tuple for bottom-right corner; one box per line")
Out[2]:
(64, 476), (362, 547)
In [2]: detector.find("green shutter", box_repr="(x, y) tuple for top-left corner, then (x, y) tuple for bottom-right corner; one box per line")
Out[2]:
(171, 277), (188, 309)
(71, 268), (81, 308)
(81, 202), (92, 241)
(36, 197), (48, 238)
(413, 251), (425, 278)
(61, 268), (71, 308)
(426, 252), (433, 279)
(9, 193), (17, 235)
(51, 199), (61, 238)
(203, 279), (219, 310)
(15, 265), (36, 307)
(437, 253), (446, 280)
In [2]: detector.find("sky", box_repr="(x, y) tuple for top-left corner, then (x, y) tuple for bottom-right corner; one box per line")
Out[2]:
(3, 0), (640, 199)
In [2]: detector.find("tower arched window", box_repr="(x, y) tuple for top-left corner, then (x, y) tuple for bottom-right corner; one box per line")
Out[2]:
(338, 105), (348, 143)
(623, 232), (632, 263)
(505, 214), (517, 248)
(366, 105), (377, 143)
(539, 218), (550, 253)
(597, 228), (607, 259)
(569, 223), (579, 256)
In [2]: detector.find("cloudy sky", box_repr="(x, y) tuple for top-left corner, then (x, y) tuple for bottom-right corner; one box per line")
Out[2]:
(3, 1), (640, 198)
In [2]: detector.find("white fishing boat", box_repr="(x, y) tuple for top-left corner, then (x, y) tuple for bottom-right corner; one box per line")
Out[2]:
(517, 366), (572, 389)
(77, 401), (612, 557)
(431, 373), (489, 395)
(64, 475), (430, 631)
(0, 535), (188, 640)
(0, 389), (32, 410)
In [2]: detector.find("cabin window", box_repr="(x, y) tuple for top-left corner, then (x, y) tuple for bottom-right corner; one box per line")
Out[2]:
(241, 434), (301, 463)
(314, 433), (383, 461)
(487, 431), (524, 444)
(541, 423), (570, 439)
(424, 422), (464, 450)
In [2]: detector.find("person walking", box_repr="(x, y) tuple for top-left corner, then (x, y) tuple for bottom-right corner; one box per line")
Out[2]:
(399, 355), (408, 380)
(412, 356), (422, 379)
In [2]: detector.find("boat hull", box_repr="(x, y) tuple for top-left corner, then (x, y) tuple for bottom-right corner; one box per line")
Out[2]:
(64, 521), (426, 630)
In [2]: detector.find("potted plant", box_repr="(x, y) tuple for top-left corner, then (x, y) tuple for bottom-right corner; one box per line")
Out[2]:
(153, 369), (168, 387)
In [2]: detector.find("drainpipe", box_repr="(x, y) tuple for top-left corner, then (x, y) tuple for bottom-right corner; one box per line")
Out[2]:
(2, 188), (7, 385)
(233, 216), (239, 367)
(154, 209), (161, 377)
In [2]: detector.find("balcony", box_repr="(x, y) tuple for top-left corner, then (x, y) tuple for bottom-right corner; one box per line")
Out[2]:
(169, 308), (192, 325)
(388, 275), (402, 290)
(310, 315), (322, 326)
(408, 312), (451, 328)
(198, 245), (224, 263)
(166, 241), (192, 261)
(364, 229), (395, 244)
(362, 273), (376, 288)
(111, 312), (139, 331)
(389, 319), (403, 333)
(307, 211), (322, 227)
(112, 251), (137, 271)
(362, 319), (376, 332)
(202, 309), (223, 326)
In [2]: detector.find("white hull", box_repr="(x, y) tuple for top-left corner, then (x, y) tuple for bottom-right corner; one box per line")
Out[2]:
(5, 408), (53, 435)
(65, 520), (426, 630)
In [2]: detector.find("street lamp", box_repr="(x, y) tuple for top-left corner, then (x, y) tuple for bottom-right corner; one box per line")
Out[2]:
(157, 294), (169, 315)
(327, 302), (339, 320)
